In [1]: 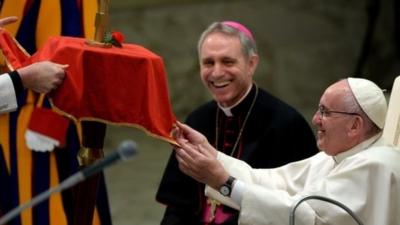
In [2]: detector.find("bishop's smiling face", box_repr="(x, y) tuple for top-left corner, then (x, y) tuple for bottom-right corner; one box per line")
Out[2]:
(199, 32), (258, 107)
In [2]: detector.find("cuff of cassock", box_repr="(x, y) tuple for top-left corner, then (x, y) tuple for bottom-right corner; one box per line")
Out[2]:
(8, 70), (23, 96)
(231, 179), (245, 207)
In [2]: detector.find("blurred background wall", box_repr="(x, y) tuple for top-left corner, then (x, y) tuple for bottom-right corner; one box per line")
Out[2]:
(102, 0), (399, 224)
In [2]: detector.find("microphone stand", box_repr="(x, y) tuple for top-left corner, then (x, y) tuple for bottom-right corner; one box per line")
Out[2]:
(0, 140), (137, 225)
(0, 172), (84, 225)
(289, 195), (364, 225)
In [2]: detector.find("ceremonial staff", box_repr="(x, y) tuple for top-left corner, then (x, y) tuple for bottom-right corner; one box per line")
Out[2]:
(87, 0), (112, 47)
(73, 1), (110, 224)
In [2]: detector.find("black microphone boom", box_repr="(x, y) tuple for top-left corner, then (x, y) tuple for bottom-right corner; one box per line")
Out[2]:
(0, 140), (138, 225)
(82, 140), (138, 179)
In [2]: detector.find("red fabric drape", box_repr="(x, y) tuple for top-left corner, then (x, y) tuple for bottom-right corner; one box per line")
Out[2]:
(0, 29), (177, 144)
(0, 28), (31, 68)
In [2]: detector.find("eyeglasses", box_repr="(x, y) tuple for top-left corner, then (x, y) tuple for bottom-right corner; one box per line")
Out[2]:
(317, 106), (360, 118)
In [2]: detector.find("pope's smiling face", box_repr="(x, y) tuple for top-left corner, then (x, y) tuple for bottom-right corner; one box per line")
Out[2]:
(311, 80), (359, 156)
(199, 32), (258, 107)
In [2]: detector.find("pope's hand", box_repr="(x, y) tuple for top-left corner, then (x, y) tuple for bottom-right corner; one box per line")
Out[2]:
(174, 121), (229, 190)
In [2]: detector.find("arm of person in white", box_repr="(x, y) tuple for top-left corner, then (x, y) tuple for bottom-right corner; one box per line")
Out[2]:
(205, 151), (318, 225)
(204, 151), (249, 210)
(206, 147), (400, 225)
(204, 150), (294, 210)
(0, 71), (21, 113)
(0, 62), (67, 114)
(0, 17), (21, 113)
(204, 150), (289, 210)
(204, 177), (244, 210)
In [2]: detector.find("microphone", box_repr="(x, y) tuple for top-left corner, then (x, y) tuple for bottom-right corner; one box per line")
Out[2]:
(0, 140), (138, 225)
(289, 195), (364, 225)
(81, 140), (138, 179)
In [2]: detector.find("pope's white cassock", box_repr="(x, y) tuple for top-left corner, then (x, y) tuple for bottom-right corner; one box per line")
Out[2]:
(206, 134), (400, 225)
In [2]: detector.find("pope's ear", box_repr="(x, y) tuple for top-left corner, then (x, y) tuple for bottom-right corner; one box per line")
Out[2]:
(349, 116), (363, 136)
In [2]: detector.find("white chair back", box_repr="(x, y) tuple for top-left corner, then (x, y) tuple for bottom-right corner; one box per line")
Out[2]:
(383, 76), (400, 147)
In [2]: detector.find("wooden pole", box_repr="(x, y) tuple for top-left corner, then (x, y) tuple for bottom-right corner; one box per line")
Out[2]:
(72, 121), (106, 225)
(73, 1), (111, 224)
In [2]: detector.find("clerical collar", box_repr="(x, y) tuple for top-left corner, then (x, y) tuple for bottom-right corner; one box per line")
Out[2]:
(333, 133), (382, 164)
(218, 84), (254, 117)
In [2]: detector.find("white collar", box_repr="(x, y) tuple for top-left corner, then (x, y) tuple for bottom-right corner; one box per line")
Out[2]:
(218, 85), (253, 117)
(332, 133), (382, 164)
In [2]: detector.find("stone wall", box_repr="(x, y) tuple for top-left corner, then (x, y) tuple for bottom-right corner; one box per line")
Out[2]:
(109, 0), (397, 122)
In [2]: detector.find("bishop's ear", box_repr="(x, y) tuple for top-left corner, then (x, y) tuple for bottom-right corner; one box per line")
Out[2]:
(248, 54), (259, 76)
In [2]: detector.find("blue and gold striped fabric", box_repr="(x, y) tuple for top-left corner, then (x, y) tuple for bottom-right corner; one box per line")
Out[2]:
(0, 0), (97, 54)
(0, 1), (112, 225)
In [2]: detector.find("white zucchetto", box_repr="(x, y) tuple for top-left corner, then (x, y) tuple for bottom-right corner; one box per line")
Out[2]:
(347, 77), (387, 129)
